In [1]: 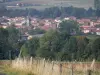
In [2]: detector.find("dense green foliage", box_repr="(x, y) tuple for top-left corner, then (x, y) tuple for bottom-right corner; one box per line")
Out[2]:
(1, 20), (100, 61)
(0, 28), (9, 59)
(58, 20), (80, 35)
(0, 27), (21, 59)
(20, 37), (39, 57)
(28, 28), (45, 35)
(20, 29), (100, 61)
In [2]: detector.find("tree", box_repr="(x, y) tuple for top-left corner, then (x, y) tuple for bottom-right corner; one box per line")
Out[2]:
(42, 7), (61, 18)
(36, 30), (60, 59)
(7, 26), (20, 49)
(84, 41), (94, 61)
(76, 36), (89, 61)
(91, 38), (100, 60)
(86, 8), (95, 17)
(61, 36), (78, 61)
(0, 4), (7, 17)
(28, 28), (45, 35)
(59, 20), (80, 35)
(36, 29), (70, 60)
(0, 28), (10, 59)
(94, 0), (100, 17)
(20, 37), (39, 57)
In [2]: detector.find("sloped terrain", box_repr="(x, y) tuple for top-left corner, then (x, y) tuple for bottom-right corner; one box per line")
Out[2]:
(5, 0), (94, 9)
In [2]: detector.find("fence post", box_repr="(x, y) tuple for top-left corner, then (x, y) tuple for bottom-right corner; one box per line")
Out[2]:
(71, 62), (74, 75)
(41, 58), (45, 75)
(59, 63), (62, 75)
(30, 57), (33, 69)
(51, 61), (54, 75)
(87, 70), (92, 75)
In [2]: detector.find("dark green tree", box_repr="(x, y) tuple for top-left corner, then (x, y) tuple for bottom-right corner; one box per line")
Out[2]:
(76, 36), (89, 61)
(59, 20), (80, 35)
(28, 28), (45, 35)
(36, 30), (70, 60)
(91, 38), (100, 60)
(36, 30), (60, 59)
(20, 37), (39, 57)
(0, 28), (10, 59)
(7, 26), (20, 49)
(61, 36), (77, 61)
(94, 0), (100, 17)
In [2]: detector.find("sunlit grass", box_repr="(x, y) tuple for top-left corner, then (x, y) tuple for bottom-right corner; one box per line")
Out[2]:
(1, 59), (100, 75)
(3, 65), (34, 75)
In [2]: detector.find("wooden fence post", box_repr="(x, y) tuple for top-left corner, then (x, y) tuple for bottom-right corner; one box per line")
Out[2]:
(51, 61), (54, 75)
(30, 57), (33, 69)
(59, 63), (62, 75)
(41, 58), (45, 75)
(87, 70), (92, 75)
(71, 63), (74, 75)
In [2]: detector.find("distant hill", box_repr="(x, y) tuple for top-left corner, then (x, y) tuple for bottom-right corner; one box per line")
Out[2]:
(4, 0), (94, 9)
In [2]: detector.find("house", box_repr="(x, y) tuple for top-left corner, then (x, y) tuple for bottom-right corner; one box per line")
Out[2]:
(80, 25), (96, 33)
(95, 30), (100, 35)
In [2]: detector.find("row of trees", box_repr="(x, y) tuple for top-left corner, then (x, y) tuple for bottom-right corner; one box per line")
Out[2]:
(20, 20), (100, 61)
(20, 29), (100, 61)
(0, 25), (46, 59)
(0, 0), (100, 18)
(0, 20), (100, 61)
(0, 26), (21, 59)
(0, 6), (96, 18)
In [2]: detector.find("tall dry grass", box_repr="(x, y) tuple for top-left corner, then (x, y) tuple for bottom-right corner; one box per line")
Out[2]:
(11, 57), (100, 75)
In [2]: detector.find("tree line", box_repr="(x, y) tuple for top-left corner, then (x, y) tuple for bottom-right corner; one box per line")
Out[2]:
(20, 30), (100, 61)
(0, 0), (100, 18)
(0, 6), (96, 18)
(0, 26), (22, 59)
(0, 20), (100, 61)
(19, 20), (100, 61)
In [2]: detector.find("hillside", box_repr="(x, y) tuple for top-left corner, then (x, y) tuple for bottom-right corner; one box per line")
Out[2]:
(4, 0), (94, 9)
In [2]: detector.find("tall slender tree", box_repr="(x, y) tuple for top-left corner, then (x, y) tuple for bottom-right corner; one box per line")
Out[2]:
(94, 0), (100, 17)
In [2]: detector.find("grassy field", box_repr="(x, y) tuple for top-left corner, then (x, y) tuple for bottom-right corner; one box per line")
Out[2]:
(0, 59), (100, 75)
(3, 58), (100, 75)
(0, 60), (33, 75)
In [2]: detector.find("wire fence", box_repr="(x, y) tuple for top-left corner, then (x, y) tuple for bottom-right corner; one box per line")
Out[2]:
(11, 57), (100, 75)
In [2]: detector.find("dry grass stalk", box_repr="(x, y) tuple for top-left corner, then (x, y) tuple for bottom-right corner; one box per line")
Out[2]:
(11, 57), (98, 75)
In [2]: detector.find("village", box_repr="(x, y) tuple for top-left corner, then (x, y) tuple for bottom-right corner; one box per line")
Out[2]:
(0, 16), (100, 38)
